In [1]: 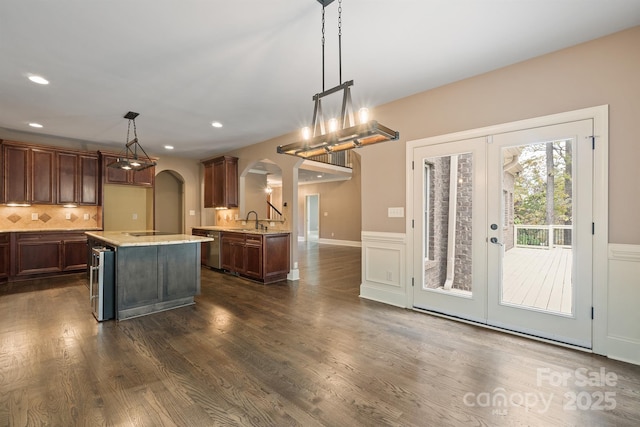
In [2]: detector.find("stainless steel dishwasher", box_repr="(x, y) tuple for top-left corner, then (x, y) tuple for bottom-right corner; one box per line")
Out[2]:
(193, 229), (221, 269)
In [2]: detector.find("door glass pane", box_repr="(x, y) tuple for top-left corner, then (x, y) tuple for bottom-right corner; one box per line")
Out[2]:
(501, 139), (573, 315)
(423, 153), (473, 295)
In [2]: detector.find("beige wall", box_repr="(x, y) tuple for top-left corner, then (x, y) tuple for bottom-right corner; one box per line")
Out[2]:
(155, 170), (182, 233)
(103, 184), (153, 231)
(296, 153), (362, 242)
(244, 172), (268, 218)
(359, 26), (640, 244)
(154, 155), (201, 233)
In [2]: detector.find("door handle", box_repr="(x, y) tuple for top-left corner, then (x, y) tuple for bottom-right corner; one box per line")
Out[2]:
(490, 237), (504, 246)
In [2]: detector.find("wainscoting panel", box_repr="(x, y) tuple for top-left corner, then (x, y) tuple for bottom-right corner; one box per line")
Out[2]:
(607, 244), (640, 365)
(360, 231), (407, 307)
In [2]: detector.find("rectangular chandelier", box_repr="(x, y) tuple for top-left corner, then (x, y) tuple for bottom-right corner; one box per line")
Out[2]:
(277, 80), (399, 159)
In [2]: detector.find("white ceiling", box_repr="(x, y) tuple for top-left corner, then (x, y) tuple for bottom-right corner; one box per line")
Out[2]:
(1, 0), (639, 160)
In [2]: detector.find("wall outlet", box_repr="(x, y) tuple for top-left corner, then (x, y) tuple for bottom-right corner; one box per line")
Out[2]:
(388, 207), (404, 218)
(132, 213), (138, 220)
(84, 213), (90, 220)
(189, 210), (196, 216)
(65, 213), (71, 220)
(31, 213), (38, 221)
(324, 212), (328, 217)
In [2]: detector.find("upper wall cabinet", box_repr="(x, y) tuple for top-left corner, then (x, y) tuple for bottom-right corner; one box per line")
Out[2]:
(100, 153), (155, 187)
(57, 151), (99, 205)
(1, 142), (55, 204)
(203, 155), (238, 209)
(1, 140), (100, 206)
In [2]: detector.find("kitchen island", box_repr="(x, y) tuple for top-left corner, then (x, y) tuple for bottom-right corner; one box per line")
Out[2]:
(85, 231), (213, 320)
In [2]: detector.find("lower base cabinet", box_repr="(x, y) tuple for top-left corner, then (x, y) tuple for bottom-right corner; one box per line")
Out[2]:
(0, 234), (9, 280)
(1, 231), (89, 282)
(221, 232), (290, 284)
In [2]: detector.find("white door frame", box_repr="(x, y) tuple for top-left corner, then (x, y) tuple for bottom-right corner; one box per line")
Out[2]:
(406, 105), (608, 355)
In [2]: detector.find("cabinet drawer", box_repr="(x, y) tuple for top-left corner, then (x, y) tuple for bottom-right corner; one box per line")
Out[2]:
(245, 235), (262, 245)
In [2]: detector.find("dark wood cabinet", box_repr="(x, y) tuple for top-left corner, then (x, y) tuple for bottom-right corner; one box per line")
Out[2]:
(57, 152), (99, 205)
(2, 143), (29, 203)
(221, 231), (289, 283)
(221, 232), (246, 273)
(0, 234), (9, 280)
(203, 156), (238, 208)
(12, 231), (88, 279)
(1, 144), (56, 204)
(1, 141), (99, 206)
(31, 148), (56, 204)
(244, 235), (263, 280)
(101, 153), (155, 187)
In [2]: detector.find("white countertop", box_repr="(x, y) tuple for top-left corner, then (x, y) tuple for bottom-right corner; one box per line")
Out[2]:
(86, 231), (213, 247)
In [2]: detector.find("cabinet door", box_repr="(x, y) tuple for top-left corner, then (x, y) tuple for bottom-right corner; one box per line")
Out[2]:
(3, 144), (29, 203)
(57, 152), (79, 204)
(63, 238), (88, 271)
(103, 155), (129, 184)
(132, 166), (154, 186)
(263, 234), (290, 282)
(0, 234), (9, 280)
(223, 157), (238, 207)
(230, 241), (246, 273)
(245, 242), (262, 279)
(79, 155), (99, 205)
(31, 148), (56, 204)
(213, 157), (238, 208)
(221, 233), (245, 273)
(16, 240), (62, 276)
(204, 156), (238, 208)
(203, 163), (213, 208)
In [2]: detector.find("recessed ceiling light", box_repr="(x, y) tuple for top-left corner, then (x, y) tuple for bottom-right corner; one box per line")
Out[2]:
(164, 145), (174, 150)
(28, 122), (43, 128)
(211, 121), (223, 128)
(28, 75), (49, 85)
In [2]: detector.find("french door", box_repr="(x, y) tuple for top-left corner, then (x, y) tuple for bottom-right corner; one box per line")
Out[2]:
(412, 119), (593, 348)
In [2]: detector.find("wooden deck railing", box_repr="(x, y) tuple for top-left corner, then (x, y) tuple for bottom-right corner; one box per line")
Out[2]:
(514, 225), (572, 249)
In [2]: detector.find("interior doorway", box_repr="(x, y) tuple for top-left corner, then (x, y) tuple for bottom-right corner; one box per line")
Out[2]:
(155, 170), (184, 233)
(305, 194), (320, 241)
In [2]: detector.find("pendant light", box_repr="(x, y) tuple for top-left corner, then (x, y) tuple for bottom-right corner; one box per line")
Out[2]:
(108, 111), (157, 171)
(277, 0), (399, 159)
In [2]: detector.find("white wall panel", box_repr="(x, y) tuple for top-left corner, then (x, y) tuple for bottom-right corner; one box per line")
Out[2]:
(607, 244), (640, 365)
(360, 231), (406, 307)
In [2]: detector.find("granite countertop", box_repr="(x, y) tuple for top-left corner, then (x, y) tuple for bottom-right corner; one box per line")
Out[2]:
(86, 231), (213, 247)
(192, 225), (290, 235)
(0, 227), (103, 233)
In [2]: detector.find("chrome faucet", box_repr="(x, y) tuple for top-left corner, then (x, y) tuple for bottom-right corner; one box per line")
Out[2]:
(246, 210), (259, 229)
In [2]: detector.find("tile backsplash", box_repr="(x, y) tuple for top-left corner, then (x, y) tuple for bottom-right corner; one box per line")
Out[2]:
(215, 207), (289, 231)
(0, 205), (100, 231)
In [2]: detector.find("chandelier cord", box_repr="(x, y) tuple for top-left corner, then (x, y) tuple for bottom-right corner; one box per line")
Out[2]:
(338, 0), (342, 85)
(321, 5), (326, 92)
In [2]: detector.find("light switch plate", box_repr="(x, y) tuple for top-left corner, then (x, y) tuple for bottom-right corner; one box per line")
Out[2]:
(31, 213), (38, 220)
(388, 207), (404, 218)
(189, 210), (196, 216)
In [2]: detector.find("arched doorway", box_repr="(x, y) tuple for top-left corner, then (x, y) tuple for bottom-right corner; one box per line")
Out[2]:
(155, 170), (184, 233)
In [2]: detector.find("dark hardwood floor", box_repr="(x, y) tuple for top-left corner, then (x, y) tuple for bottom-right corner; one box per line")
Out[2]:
(1, 241), (639, 426)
